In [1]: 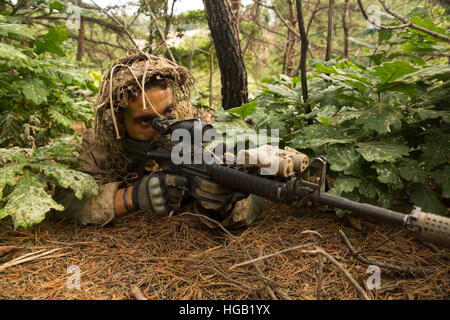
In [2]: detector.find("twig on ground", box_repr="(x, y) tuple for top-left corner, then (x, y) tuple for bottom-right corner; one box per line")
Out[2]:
(302, 230), (323, 300)
(129, 286), (148, 300)
(258, 246), (278, 300)
(230, 244), (313, 269)
(0, 248), (62, 273)
(303, 246), (370, 300)
(180, 212), (290, 299)
(356, 229), (404, 255)
(339, 229), (436, 275)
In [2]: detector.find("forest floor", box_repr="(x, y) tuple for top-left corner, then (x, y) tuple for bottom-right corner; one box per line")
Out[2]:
(0, 200), (448, 300)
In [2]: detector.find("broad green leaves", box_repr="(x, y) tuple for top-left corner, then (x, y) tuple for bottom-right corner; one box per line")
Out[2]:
(329, 176), (361, 195)
(0, 17), (97, 148)
(419, 132), (450, 168)
(371, 61), (419, 84)
(34, 26), (69, 57)
(0, 2), (98, 230)
(0, 170), (64, 229)
(0, 143), (98, 229)
(354, 104), (402, 134)
(356, 142), (410, 163)
(325, 145), (362, 176)
(430, 166), (450, 198)
(410, 184), (448, 216)
(371, 163), (404, 190)
(225, 101), (257, 119)
(18, 76), (48, 105)
(0, 163), (24, 199)
(32, 164), (98, 200)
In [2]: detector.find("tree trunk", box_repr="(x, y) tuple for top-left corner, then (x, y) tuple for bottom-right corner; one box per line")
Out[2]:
(209, 40), (214, 107)
(325, 0), (334, 61)
(295, 0), (310, 114)
(204, 0), (248, 110)
(76, 0), (85, 62)
(342, 0), (349, 58)
(286, 0), (297, 77)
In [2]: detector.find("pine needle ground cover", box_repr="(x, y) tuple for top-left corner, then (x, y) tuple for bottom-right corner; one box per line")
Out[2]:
(0, 200), (448, 300)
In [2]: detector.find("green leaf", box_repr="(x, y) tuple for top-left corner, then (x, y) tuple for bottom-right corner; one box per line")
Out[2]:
(376, 81), (418, 99)
(328, 176), (361, 196)
(0, 23), (35, 40)
(355, 104), (402, 134)
(263, 84), (299, 101)
(409, 17), (448, 37)
(0, 43), (29, 64)
(48, 109), (73, 128)
(348, 37), (376, 48)
(292, 124), (355, 148)
(31, 141), (82, 165)
(0, 163), (25, 200)
(356, 142), (410, 163)
(32, 164), (98, 200)
(225, 101), (257, 119)
(413, 109), (450, 123)
(398, 66), (450, 82)
(34, 26), (69, 57)
(398, 160), (427, 183)
(0, 148), (30, 163)
(325, 145), (362, 176)
(48, 0), (66, 13)
(410, 184), (448, 216)
(359, 179), (378, 199)
(378, 29), (393, 42)
(371, 163), (404, 190)
(419, 132), (450, 168)
(371, 61), (420, 84)
(315, 63), (372, 90)
(430, 166), (450, 198)
(17, 76), (48, 105)
(0, 170), (64, 229)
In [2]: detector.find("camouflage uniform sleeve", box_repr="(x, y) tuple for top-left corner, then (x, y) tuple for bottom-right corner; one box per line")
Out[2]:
(54, 128), (120, 226)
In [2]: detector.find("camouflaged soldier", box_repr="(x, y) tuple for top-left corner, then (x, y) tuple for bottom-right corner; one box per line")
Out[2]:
(56, 53), (262, 228)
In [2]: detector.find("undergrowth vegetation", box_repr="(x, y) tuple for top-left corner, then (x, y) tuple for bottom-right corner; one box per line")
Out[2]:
(216, 15), (449, 216)
(0, 1), (98, 229)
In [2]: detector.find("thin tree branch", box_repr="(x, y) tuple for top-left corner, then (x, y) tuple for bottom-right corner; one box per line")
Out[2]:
(143, 0), (176, 63)
(377, 0), (450, 42)
(89, 0), (140, 50)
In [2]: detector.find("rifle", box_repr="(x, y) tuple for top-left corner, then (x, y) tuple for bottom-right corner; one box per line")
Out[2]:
(123, 116), (450, 248)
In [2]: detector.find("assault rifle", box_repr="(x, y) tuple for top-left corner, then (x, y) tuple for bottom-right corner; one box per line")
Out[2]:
(123, 116), (450, 248)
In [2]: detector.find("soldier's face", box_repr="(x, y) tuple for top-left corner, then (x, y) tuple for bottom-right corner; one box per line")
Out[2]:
(122, 86), (178, 141)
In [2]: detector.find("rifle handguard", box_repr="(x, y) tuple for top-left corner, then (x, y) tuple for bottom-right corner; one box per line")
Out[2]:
(413, 211), (450, 247)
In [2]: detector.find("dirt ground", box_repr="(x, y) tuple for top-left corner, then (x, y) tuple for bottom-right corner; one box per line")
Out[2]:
(0, 200), (448, 300)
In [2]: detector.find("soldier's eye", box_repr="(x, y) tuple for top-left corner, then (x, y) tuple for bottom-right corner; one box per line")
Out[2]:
(165, 108), (174, 115)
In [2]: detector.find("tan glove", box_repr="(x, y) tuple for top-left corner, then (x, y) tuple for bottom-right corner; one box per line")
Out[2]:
(193, 177), (246, 214)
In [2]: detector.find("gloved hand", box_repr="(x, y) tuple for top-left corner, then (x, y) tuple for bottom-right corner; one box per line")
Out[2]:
(132, 171), (188, 215)
(192, 176), (247, 215)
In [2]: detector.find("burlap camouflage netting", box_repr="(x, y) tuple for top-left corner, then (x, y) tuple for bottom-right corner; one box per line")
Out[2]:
(91, 53), (196, 183)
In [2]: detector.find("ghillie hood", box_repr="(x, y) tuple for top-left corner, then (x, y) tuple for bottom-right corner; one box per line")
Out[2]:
(91, 53), (195, 182)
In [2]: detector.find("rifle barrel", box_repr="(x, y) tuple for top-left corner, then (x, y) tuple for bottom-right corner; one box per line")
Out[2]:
(319, 193), (407, 226)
